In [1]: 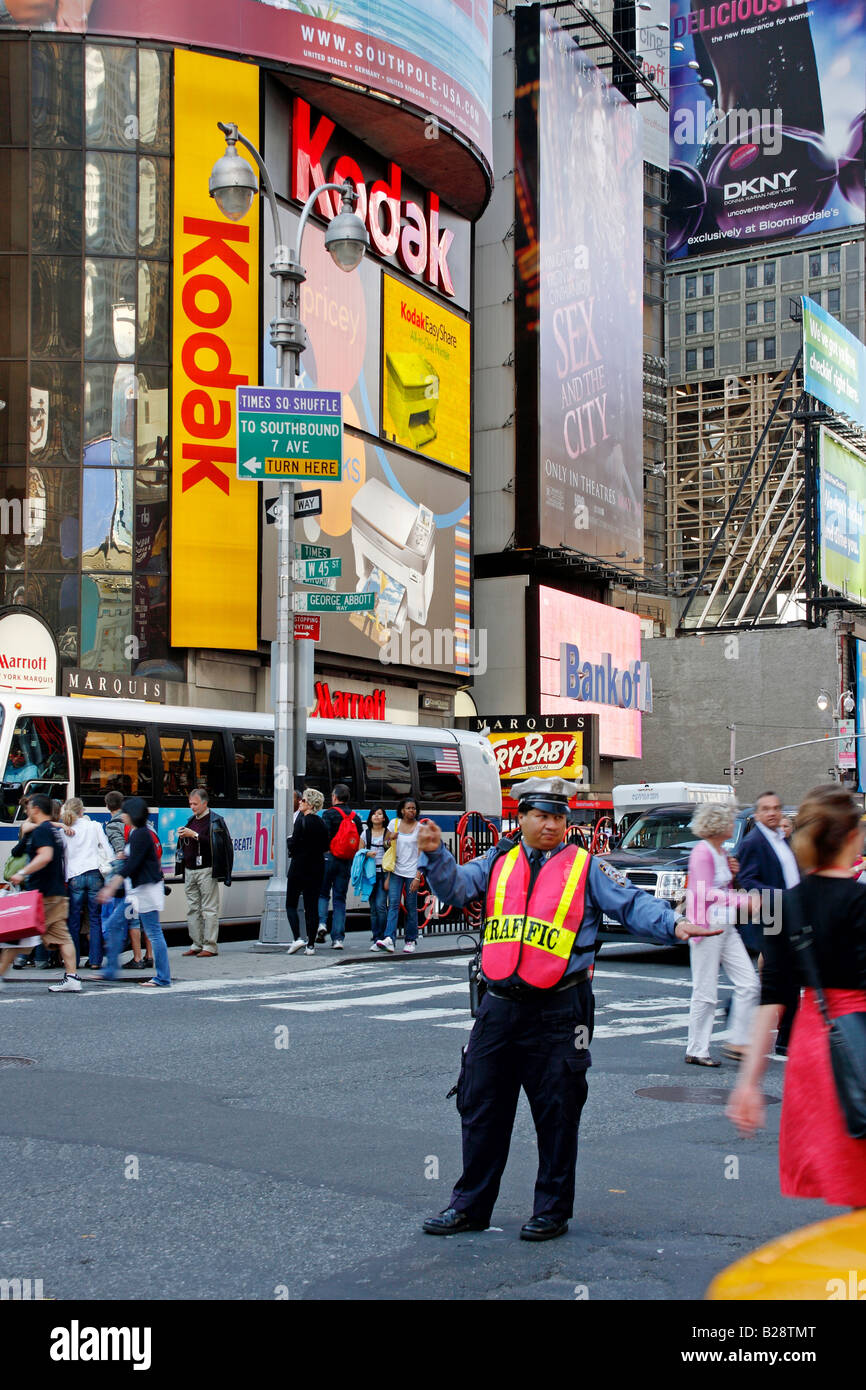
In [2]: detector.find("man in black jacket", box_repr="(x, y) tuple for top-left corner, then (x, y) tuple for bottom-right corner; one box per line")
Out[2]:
(176, 787), (233, 958)
(736, 790), (799, 1054)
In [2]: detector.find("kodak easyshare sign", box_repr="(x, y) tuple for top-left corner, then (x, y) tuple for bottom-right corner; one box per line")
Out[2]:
(172, 51), (259, 651)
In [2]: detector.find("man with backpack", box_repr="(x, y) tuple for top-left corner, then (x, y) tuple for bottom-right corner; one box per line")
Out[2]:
(317, 784), (362, 950)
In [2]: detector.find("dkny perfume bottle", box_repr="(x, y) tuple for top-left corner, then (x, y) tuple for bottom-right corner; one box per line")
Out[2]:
(704, 126), (838, 244)
(838, 110), (865, 213)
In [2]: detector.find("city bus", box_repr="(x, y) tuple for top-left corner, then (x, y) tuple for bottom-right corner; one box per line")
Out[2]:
(0, 695), (502, 930)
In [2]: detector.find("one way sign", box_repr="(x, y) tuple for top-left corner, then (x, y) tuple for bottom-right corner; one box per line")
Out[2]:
(265, 491), (323, 524)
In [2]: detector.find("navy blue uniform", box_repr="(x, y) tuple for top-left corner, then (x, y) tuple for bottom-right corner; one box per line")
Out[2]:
(420, 838), (680, 1223)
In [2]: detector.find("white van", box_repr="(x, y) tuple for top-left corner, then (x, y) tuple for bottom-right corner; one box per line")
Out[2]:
(612, 782), (737, 827)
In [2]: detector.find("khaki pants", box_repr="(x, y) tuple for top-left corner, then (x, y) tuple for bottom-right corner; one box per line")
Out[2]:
(185, 869), (221, 953)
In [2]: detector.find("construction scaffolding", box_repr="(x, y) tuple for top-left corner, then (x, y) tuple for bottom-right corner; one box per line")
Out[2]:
(669, 366), (810, 629)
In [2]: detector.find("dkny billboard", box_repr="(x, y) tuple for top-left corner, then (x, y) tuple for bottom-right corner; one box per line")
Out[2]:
(668, 0), (865, 258)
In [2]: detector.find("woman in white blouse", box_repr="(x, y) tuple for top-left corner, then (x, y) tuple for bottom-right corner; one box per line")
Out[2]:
(61, 798), (112, 970)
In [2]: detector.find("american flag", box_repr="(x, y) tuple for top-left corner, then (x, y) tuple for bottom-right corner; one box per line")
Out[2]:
(434, 748), (461, 775)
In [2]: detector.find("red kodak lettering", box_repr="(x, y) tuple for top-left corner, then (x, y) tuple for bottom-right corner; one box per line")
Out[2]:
(181, 390), (231, 439)
(182, 273), (232, 329)
(182, 332), (248, 392)
(426, 193), (454, 296)
(399, 200), (427, 277)
(182, 217), (251, 282)
(292, 97), (335, 218)
(368, 163), (402, 257)
(180, 443), (234, 496)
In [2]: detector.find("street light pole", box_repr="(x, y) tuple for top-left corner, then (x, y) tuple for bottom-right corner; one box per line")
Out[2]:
(209, 124), (367, 944)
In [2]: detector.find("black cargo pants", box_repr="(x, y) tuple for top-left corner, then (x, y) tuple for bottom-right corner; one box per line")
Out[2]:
(449, 980), (593, 1222)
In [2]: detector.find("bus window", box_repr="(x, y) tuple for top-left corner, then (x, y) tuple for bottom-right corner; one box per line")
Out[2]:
(360, 739), (412, 803)
(4, 716), (68, 787)
(74, 724), (151, 800)
(157, 729), (194, 800)
(192, 731), (227, 801)
(232, 732), (273, 800)
(413, 742), (464, 805)
(304, 738), (329, 798)
(326, 739), (356, 800)
(2, 715), (69, 819)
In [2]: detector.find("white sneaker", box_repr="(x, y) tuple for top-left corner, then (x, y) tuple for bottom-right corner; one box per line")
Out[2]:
(304, 946), (315, 955)
(287, 939), (305, 955)
(370, 940), (380, 951)
(332, 940), (344, 950)
(402, 942), (416, 954)
(376, 938), (395, 953)
(48, 973), (83, 993)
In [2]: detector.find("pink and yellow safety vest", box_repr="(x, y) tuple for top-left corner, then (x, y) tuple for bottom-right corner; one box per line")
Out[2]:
(481, 844), (591, 990)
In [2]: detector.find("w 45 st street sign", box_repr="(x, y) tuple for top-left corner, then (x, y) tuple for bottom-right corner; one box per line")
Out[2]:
(236, 386), (342, 481)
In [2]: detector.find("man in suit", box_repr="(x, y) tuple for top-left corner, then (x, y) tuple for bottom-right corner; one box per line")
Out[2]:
(736, 790), (800, 1055)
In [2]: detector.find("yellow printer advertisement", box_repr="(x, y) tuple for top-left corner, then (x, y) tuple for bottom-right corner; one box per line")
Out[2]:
(381, 277), (470, 475)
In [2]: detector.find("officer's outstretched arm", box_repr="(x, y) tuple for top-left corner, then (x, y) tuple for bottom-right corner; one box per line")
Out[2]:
(418, 841), (496, 909)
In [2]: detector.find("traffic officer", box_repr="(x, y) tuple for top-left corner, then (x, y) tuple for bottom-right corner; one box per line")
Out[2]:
(419, 777), (720, 1241)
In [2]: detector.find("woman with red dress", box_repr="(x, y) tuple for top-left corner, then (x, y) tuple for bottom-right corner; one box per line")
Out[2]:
(728, 786), (866, 1209)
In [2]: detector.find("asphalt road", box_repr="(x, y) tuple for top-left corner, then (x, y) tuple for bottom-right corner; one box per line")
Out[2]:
(0, 940), (840, 1303)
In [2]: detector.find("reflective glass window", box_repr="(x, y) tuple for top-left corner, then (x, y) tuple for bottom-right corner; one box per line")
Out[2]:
(0, 39), (29, 145)
(763, 263), (775, 286)
(684, 313), (696, 336)
(30, 256), (81, 359)
(232, 732), (274, 801)
(31, 149), (83, 254)
(137, 261), (169, 363)
(809, 253), (821, 277)
(702, 272), (714, 296)
(85, 45), (138, 150)
(828, 249), (841, 274)
(413, 743), (463, 805)
(133, 572), (168, 663)
(0, 150), (30, 251)
(134, 492), (168, 573)
(138, 49), (171, 152)
(84, 258), (137, 360)
(29, 362), (81, 465)
(763, 336), (776, 359)
(685, 348), (697, 372)
(702, 346), (714, 370)
(85, 153), (137, 255)
(702, 309), (714, 333)
(136, 367), (169, 468)
(745, 264), (758, 289)
(192, 732), (227, 801)
(27, 572), (79, 663)
(157, 729), (195, 800)
(684, 276), (696, 299)
(31, 42), (83, 148)
(84, 363), (135, 467)
(81, 469), (134, 572)
(828, 288), (841, 315)
(763, 300), (775, 323)
(23, 466), (79, 572)
(360, 739), (412, 802)
(746, 339), (758, 363)
(80, 572), (132, 669)
(138, 156), (170, 257)
(0, 466), (26, 572)
(74, 723), (151, 800)
(745, 301), (758, 325)
(0, 362), (28, 466)
(0, 256), (29, 357)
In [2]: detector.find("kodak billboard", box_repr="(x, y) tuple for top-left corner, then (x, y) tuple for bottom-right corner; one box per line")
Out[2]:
(172, 51), (259, 651)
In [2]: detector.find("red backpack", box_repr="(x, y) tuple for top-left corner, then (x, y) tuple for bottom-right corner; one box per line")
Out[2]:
(124, 822), (163, 862)
(330, 807), (360, 860)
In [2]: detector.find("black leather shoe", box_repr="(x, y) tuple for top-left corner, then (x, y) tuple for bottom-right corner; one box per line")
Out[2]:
(422, 1207), (488, 1236)
(520, 1216), (569, 1242)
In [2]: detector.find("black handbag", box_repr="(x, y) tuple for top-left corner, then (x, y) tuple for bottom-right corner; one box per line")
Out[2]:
(785, 887), (866, 1140)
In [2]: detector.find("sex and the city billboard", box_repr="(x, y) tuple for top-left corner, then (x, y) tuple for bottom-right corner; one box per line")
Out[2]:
(668, 0), (865, 259)
(514, 7), (644, 563)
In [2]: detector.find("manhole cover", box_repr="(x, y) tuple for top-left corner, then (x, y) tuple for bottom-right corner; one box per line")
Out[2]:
(635, 1085), (780, 1106)
(0, 1056), (36, 1068)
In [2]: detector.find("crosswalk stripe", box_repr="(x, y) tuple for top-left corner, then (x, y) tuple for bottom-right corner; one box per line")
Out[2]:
(370, 1008), (469, 1021)
(262, 982), (470, 1012)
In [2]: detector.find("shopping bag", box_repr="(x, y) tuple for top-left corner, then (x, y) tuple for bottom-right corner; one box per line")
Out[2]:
(0, 890), (46, 942)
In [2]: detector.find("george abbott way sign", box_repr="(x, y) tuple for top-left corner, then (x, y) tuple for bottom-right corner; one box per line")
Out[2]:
(0, 607), (58, 695)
